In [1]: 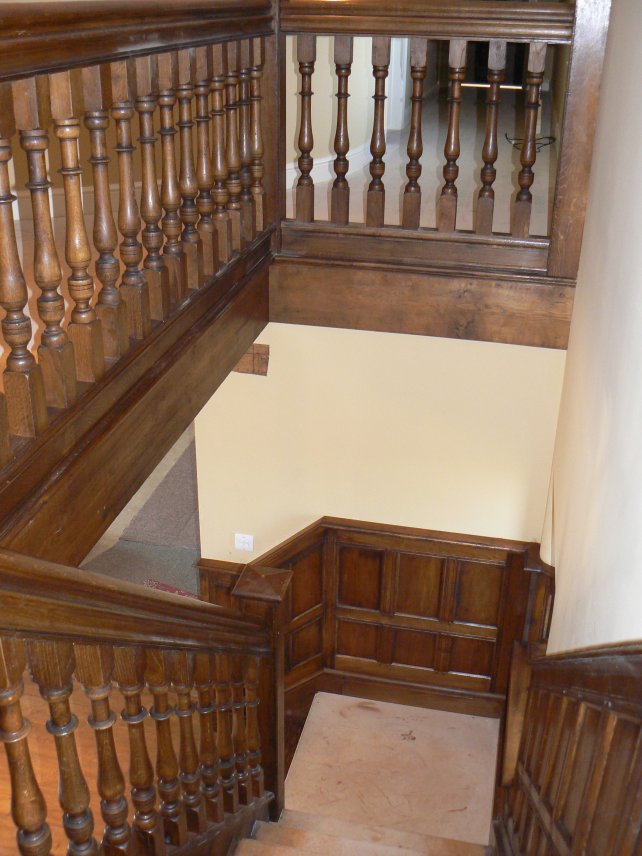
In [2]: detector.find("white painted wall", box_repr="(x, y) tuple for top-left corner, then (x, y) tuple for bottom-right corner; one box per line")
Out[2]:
(544, 0), (642, 653)
(195, 324), (565, 562)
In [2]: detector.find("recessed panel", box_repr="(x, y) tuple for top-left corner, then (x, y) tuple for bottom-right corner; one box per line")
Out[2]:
(392, 628), (437, 669)
(336, 619), (378, 660)
(289, 619), (322, 668)
(449, 636), (494, 677)
(454, 561), (503, 627)
(338, 546), (382, 611)
(395, 553), (443, 618)
(290, 544), (323, 617)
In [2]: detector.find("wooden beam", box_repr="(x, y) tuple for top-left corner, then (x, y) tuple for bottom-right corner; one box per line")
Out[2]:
(270, 258), (574, 349)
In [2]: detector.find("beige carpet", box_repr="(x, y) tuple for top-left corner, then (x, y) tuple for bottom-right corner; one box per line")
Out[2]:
(285, 693), (499, 846)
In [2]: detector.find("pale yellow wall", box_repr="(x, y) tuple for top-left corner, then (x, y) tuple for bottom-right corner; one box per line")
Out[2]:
(544, 0), (642, 653)
(285, 36), (375, 165)
(195, 323), (565, 562)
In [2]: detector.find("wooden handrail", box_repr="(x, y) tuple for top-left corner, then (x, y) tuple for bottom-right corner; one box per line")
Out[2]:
(0, 1), (274, 81)
(280, 0), (575, 42)
(0, 547), (270, 653)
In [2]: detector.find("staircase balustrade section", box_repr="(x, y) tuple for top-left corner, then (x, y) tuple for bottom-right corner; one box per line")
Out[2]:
(0, 4), (274, 476)
(0, 547), (290, 854)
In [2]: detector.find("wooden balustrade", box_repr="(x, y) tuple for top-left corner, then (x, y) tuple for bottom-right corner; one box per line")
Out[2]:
(0, 24), (272, 478)
(0, 547), (284, 851)
(331, 36), (353, 226)
(402, 37), (428, 230)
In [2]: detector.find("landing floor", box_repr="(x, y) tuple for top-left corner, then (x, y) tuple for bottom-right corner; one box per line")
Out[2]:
(285, 692), (500, 846)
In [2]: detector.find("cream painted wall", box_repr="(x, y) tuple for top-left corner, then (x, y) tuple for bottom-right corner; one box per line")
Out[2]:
(544, 0), (642, 653)
(195, 324), (565, 562)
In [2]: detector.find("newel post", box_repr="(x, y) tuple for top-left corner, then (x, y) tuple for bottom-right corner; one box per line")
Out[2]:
(232, 564), (292, 821)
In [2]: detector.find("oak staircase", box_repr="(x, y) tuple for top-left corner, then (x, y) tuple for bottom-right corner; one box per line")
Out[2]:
(0, 1), (640, 854)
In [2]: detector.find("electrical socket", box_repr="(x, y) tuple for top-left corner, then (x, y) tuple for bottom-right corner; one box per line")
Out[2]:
(234, 533), (254, 552)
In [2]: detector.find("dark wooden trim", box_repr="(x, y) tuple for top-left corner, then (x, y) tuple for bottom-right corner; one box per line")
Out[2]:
(0, 2), (274, 81)
(0, 238), (272, 564)
(496, 642), (642, 855)
(0, 547), (270, 652)
(279, 0), (575, 43)
(280, 221), (550, 274)
(547, 0), (613, 279)
(270, 257), (574, 349)
(287, 667), (504, 718)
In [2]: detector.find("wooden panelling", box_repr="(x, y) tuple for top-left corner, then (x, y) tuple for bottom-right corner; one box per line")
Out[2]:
(495, 644), (642, 856)
(337, 545), (383, 611)
(290, 544), (324, 618)
(392, 628), (437, 670)
(450, 635), (495, 678)
(454, 560), (503, 627)
(270, 258), (574, 350)
(245, 517), (549, 726)
(394, 552), (443, 619)
(289, 618), (323, 669)
(336, 619), (378, 661)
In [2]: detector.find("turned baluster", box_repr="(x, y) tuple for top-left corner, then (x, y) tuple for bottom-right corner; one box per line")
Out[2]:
(215, 652), (239, 813)
(28, 639), (98, 855)
(145, 649), (188, 846)
(512, 42), (547, 238)
(437, 40), (467, 232)
(0, 136), (48, 438)
(48, 70), (105, 383)
(12, 76), (77, 408)
(210, 43), (234, 264)
(231, 654), (252, 804)
(194, 653), (224, 823)
(177, 49), (204, 291)
(158, 52), (188, 303)
(295, 35), (316, 222)
(402, 38), (429, 230)
(194, 46), (218, 279)
(475, 41), (506, 235)
(249, 37), (266, 233)
(74, 643), (133, 855)
(168, 651), (207, 834)
(244, 655), (264, 798)
(366, 37), (391, 228)
(110, 61), (152, 340)
(82, 65), (130, 361)
(225, 41), (244, 249)
(113, 647), (166, 855)
(0, 637), (52, 856)
(133, 55), (171, 322)
(238, 40), (256, 242)
(331, 36), (353, 226)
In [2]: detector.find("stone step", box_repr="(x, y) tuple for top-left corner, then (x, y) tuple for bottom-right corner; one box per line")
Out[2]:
(274, 809), (490, 855)
(254, 822), (425, 855)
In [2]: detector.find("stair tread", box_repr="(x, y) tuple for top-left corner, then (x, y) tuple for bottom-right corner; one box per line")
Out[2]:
(235, 839), (305, 855)
(272, 811), (489, 854)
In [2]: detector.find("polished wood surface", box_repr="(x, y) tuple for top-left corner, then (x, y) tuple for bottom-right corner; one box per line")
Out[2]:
(0, 2), (275, 81)
(0, 653), (275, 855)
(331, 35), (353, 226)
(0, 240), (271, 563)
(279, 0), (575, 42)
(0, 547), (269, 653)
(201, 517), (553, 774)
(547, 0), (613, 278)
(295, 35), (316, 223)
(270, 257), (574, 349)
(495, 643), (642, 855)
